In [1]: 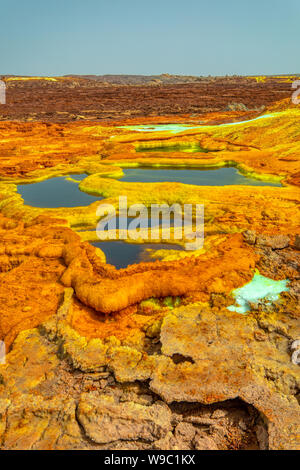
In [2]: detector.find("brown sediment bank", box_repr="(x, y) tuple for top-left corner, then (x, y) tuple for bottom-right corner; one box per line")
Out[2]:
(0, 78), (299, 450)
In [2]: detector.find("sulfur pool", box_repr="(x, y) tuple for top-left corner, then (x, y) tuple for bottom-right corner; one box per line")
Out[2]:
(120, 167), (281, 187)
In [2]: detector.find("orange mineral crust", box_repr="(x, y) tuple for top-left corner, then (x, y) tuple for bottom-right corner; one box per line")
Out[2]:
(67, 301), (160, 343)
(0, 121), (112, 179)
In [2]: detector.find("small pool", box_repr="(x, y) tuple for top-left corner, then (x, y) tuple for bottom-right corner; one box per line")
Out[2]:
(18, 175), (102, 208)
(120, 167), (281, 187)
(92, 241), (183, 269)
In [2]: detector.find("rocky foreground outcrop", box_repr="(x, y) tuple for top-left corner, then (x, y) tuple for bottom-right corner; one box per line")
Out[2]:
(0, 75), (295, 122)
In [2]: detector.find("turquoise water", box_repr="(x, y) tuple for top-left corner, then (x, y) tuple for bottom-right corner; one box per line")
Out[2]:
(227, 272), (289, 314)
(92, 240), (183, 269)
(119, 114), (277, 134)
(120, 167), (281, 187)
(18, 174), (102, 208)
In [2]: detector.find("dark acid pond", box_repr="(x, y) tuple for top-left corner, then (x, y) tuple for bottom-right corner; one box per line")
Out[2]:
(120, 167), (281, 187)
(16, 167), (279, 269)
(17, 167), (281, 209)
(92, 240), (183, 269)
(18, 174), (102, 208)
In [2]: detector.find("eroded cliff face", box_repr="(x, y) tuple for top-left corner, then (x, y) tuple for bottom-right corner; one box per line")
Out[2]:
(0, 79), (299, 450)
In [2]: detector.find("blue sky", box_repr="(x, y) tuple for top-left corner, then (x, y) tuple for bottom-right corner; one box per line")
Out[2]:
(0, 0), (299, 76)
